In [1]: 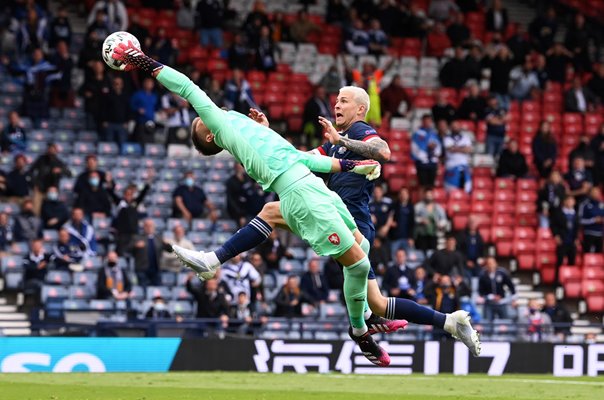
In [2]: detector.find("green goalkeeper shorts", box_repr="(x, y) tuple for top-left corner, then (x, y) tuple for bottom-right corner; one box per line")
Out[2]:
(279, 173), (358, 259)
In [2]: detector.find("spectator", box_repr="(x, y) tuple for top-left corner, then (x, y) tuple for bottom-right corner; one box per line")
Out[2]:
(111, 181), (151, 255)
(221, 254), (262, 306)
(225, 163), (249, 227)
(410, 266), (430, 305)
(383, 248), (415, 299)
(565, 157), (593, 205)
(456, 216), (485, 277)
(326, 0), (347, 25)
(187, 274), (230, 324)
(484, 96), (508, 156)
(64, 207), (97, 259)
(161, 91), (192, 146)
(478, 256), (516, 320)
(578, 187), (604, 253)
(80, 60), (110, 134)
(564, 76), (598, 113)
(457, 82), (486, 121)
(345, 18), (369, 55)
(289, 10), (321, 43)
(302, 85), (333, 147)
(465, 44), (483, 82)
(565, 13), (592, 73)
(426, 234), (465, 278)
(40, 186), (69, 230)
(195, 0), (224, 48)
(223, 69), (258, 114)
(532, 120), (558, 179)
(28, 142), (72, 213)
(367, 19), (388, 56)
(48, 6), (72, 48)
(0, 212), (13, 256)
(85, 11), (110, 55)
(227, 33), (251, 70)
(1, 111), (27, 154)
(521, 298), (551, 342)
(101, 76), (130, 148)
(591, 123), (604, 185)
(127, 14), (151, 51)
(483, 46), (514, 108)
(130, 77), (158, 144)
(550, 195), (579, 271)
(542, 292), (572, 340)
(257, 230), (292, 272)
(75, 171), (112, 219)
(175, 0), (194, 30)
(428, 0), (458, 22)
(426, 22), (451, 58)
(49, 41), (75, 110)
(369, 236), (391, 277)
(74, 155), (106, 200)
(270, 12), (290, 43)
(587, 64), (604, 104)
(145, 296), (172, 319)
(443, 120), (473, 193)
(414, 189), (448, 253)
(432, 92), (456, 124)
(380, 75), (410, 121)
(533, 54), (549, 89)
(411, 114), (442, 188)
(369, 185), (393, 237)
(14, 198), (42, 242)
(446, 13), (470, 47)
(509, 57), (540, 101)
(545, 42), (573, 84)
(162, 224), (194, 273)
(274, 275), (304, 317)
(300, 258), (329, 307)
(23, 238), (51, 304)
(0, 170), (5, 197)
(388, 187), (415, 257)
(148, 27), (178, 66)
(5, 154), (30, 199)
(52, 227), (83, 271)
(323, 258), (344, 292)
(205, 78), (225, 108)
(16, 8), (47, 55)
(538, 170), (566, 214)
(486, 0), (508, 33)
(133, 219), (169, 286)
(244, 1), (269, 45)
(439, 47), (470, 90)
(426, 274), (460, 339)
(320, 65), (345, 95)
(172, 171), (217, 223)
(507, 24), (531, 65)
(96, 250), (132, 300)
(87, 0), (128, 32)
(529, 6), (557, 52)
(569, 135), (595, 176)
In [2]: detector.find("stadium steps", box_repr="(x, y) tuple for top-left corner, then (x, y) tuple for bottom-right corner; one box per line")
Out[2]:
(505, 0), (538, 28)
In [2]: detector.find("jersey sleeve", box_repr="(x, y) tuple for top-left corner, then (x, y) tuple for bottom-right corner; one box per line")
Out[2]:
(314, 142), (332, 156)
(156, 66), (229, 137)
(297, 151), (334, 173)
(349, 124), (380, 142)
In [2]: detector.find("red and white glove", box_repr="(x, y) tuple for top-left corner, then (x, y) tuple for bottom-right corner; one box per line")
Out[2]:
(339, 159), (382, 181)
(111, 40), (163, 73)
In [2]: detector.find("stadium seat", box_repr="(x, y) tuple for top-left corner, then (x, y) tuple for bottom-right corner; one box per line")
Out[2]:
(583, 266), (604, 281)
(68, 285), (95, 300)
(0, 256), (23, 273)
(160, 272), (177, 287)
(45, 270), (72, 286)
(89, 299), (114, 310)
(583, 254), (604, 267)
(169, 300), (194, 316)
(171, 287), (193, 301)
(73, 272), (98, 287)
(41, 285), (69, 303)
(586, 295), (604, 313)
(4, 271), (24, 290)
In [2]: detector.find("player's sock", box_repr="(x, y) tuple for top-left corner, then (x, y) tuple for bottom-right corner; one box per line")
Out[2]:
(358, 237), (372, 320)
(214, 216), (272, 264)
(343, 256), (370, 335)
(385, 297), (446, 329)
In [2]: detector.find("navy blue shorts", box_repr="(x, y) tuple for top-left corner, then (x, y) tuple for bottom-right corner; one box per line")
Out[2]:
(356, 219), (376, 280)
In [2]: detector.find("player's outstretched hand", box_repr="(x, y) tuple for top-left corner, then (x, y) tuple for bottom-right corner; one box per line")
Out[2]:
(249, 108), (269, 127)
(318, 116), (341, 145)
(111, 40), (143, 71)
(340, 159), (381, 181)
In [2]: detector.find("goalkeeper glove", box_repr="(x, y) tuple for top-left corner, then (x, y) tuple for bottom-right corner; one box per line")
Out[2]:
(111, 41), (163, 74)
(339, 159), (381, 181)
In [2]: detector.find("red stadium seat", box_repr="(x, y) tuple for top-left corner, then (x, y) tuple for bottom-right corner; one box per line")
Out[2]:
(516, 191), (537, 203)
(448, 189), (469, 202)
(516, 202), (537, 215)
(472, 189), (494, 203)
(382, 164), (406, 180)
(453, 215), (469, 231)
(559, 265), (581, 284)
(473, 176), (494, 190)
(447, 200), (470, 215)
(493, 213), (515, 227)
(583, 254), (604, 267)
(586, 295), (604, 313)
(582, 280), (604, 297)
(564, 281), (582, 298)
(583, 266), (604, 281)
(494, 189), (515, 203)
(471, 201), (493, 214)
(494, 178), (515, 191)
(517, 254), (535, 270)
(540, 266), (556, 284)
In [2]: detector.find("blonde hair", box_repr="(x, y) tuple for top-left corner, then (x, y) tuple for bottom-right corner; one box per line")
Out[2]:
(339, 86), (370, 117)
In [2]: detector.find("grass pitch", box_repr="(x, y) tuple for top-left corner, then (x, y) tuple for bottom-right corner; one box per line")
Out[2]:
(0, 372), (602, 400)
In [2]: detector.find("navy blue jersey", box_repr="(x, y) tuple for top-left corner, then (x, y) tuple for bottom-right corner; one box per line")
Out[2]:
(316, 121), (380, 226)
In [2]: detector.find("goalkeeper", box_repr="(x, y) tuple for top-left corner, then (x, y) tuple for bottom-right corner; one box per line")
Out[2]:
(112, 41), (390, 366)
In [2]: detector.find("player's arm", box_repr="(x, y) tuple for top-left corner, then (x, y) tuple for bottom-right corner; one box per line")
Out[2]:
(112, 42), (228, 135)
(318, 116), (391, 162)
(298, 152), (381, 180)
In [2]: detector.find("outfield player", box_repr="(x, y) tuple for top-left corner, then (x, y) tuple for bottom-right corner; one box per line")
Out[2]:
(112, 42), (390, 366)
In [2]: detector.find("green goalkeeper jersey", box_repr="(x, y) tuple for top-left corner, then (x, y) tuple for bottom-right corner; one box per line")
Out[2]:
(156, 66), (332, 192)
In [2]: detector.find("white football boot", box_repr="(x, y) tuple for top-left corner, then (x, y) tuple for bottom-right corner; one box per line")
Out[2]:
(172, 245), (219, 281)
(445, 310), (481, 357)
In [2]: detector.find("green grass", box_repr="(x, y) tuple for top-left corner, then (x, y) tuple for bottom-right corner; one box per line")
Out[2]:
(0, 372), (603, 400)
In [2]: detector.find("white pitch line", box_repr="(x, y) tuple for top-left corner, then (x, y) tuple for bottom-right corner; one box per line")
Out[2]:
(321, 375), (604, 386)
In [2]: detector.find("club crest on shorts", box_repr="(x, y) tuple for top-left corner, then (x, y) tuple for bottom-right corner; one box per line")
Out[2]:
(328, 233), (340, 245)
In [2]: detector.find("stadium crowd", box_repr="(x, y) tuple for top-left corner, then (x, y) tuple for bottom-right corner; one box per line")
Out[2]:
(0, 0), (602, 341)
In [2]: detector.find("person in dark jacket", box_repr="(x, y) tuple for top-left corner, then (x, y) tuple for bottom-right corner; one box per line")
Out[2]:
(14, 198), (42, 242)
(302, 85), (333, 146)
(439, 47), (470, 89)
(455, 216), (485, 278)
(497, 140), (528, 178)
(0, 111), (27, 154)
(550, 196), (579, 271)
(529, 7), (558, 52)
(64, 207), (98, 259)
(225, 163), (248, 227)
(101, 76), (131, 147)
(532, 120), (558, 179)
(28, 142), (72, 212)
(23, 238), (52, 304)
(274, 275), (305, 317)
(187, 274), (230, 322)
(569, 135), (595, 177)
(590, 123), (604, 185)
(172, 170), (216, 222)
(132, 219), (170, 286)
(300, 258), (329, 307)
(426, 274), (461, 339)
(0, 212), (14, 255)
(431, 92), (456, 124)
(485, 0), (508, 33)
(74, 170), (112, 219)
(578, 187), (604, 253)
(40, 186), (69, 230)
(565, 157), (593, 206)
(482, 46), (514, 105)
(382, 249), (415, 299)
(96, 251), (132, 300)
(257, 230), (292, 272)
(52, 227), (82, 270)
(388, 187), (415, 257)
(145, 296), (173, 319)
(478, 256), (516, 320)
(426, 234), (465, 278)
(564, 76), (599, 113)
(110, 180), (151, 255)
(542, 292), (572, 339)
(456, 82), (486, 121)
(74, 154), (106, 200)
(5, 154), (30, 198)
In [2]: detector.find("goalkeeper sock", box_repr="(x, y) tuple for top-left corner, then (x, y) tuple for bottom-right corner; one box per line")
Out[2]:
(385, 297), (446, 329)
(358, 237), (372, 319)
(343, 256), (370, 333)
(214, 216), (272, 264)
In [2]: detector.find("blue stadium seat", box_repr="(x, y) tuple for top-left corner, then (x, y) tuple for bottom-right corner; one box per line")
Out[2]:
(62, 299), (89, 310)
(165, 158), (188, 169)
(41, 285), (70, 303)
(30, 129), (53, 142)
(43, 229), (59, 242)
(54, 130), (76, 143)
(96, 155), (116, 169)
(167, 218), (187, 230)
(186, 232), (213, 246)
(151, 193), (172, 207)
(141, 158), (164, 169)
(279, 259), (305, 274)
(171, 287), (193, 301)
(4, 271), (24, 290)
(10, 242), (29, 255)
(82, 256), (103, 271)
(73, 141), (96, 154)
(68, 284), (95, 300)
(176, 272), (190, 286)
(129, 286), (145, 301)
(26, 142), (45, 154)
(98, 142), (120, 156)
(149, 217), (166, 232)
(111, 167), (136, 181)
(146, 286), (172, 300)
(160, 271), (177, 286)
(169, 300), (194, 316)
(155, 181), (177, 193)
(0, 202), (20, 215)
(45, 270), (72, 285)
(67, 155), (85, 167)
(206, 171), (230, 182)
(145, 143), (166, 158)
(59, 178), (75, 192)
(203, 182), (226, 194)
(78, 130), (98, 142)
(0, 154), (12, 168)
(215, 219), (238, 233)
(115, 156), (140, 169)
(73, 271), (98, 287)
(146, 206), (171, 219)
(89, 299), (114, 310)
(121, 142), (143, 156)
(160, 169), (180, 181)
(191, 218), (213, 232)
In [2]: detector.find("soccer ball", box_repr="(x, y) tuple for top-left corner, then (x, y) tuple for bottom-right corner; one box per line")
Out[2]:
(102, 31), (140, 70)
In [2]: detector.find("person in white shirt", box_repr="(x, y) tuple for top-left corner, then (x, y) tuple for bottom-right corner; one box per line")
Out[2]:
(162, 224), (195, 272)
(87, 0), (128, 32)
(220, 254), (262, 305)
(443, 120), (473, 193)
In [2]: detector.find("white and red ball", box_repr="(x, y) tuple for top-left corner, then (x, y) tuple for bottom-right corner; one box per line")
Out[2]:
(102, 31), (140, 70)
